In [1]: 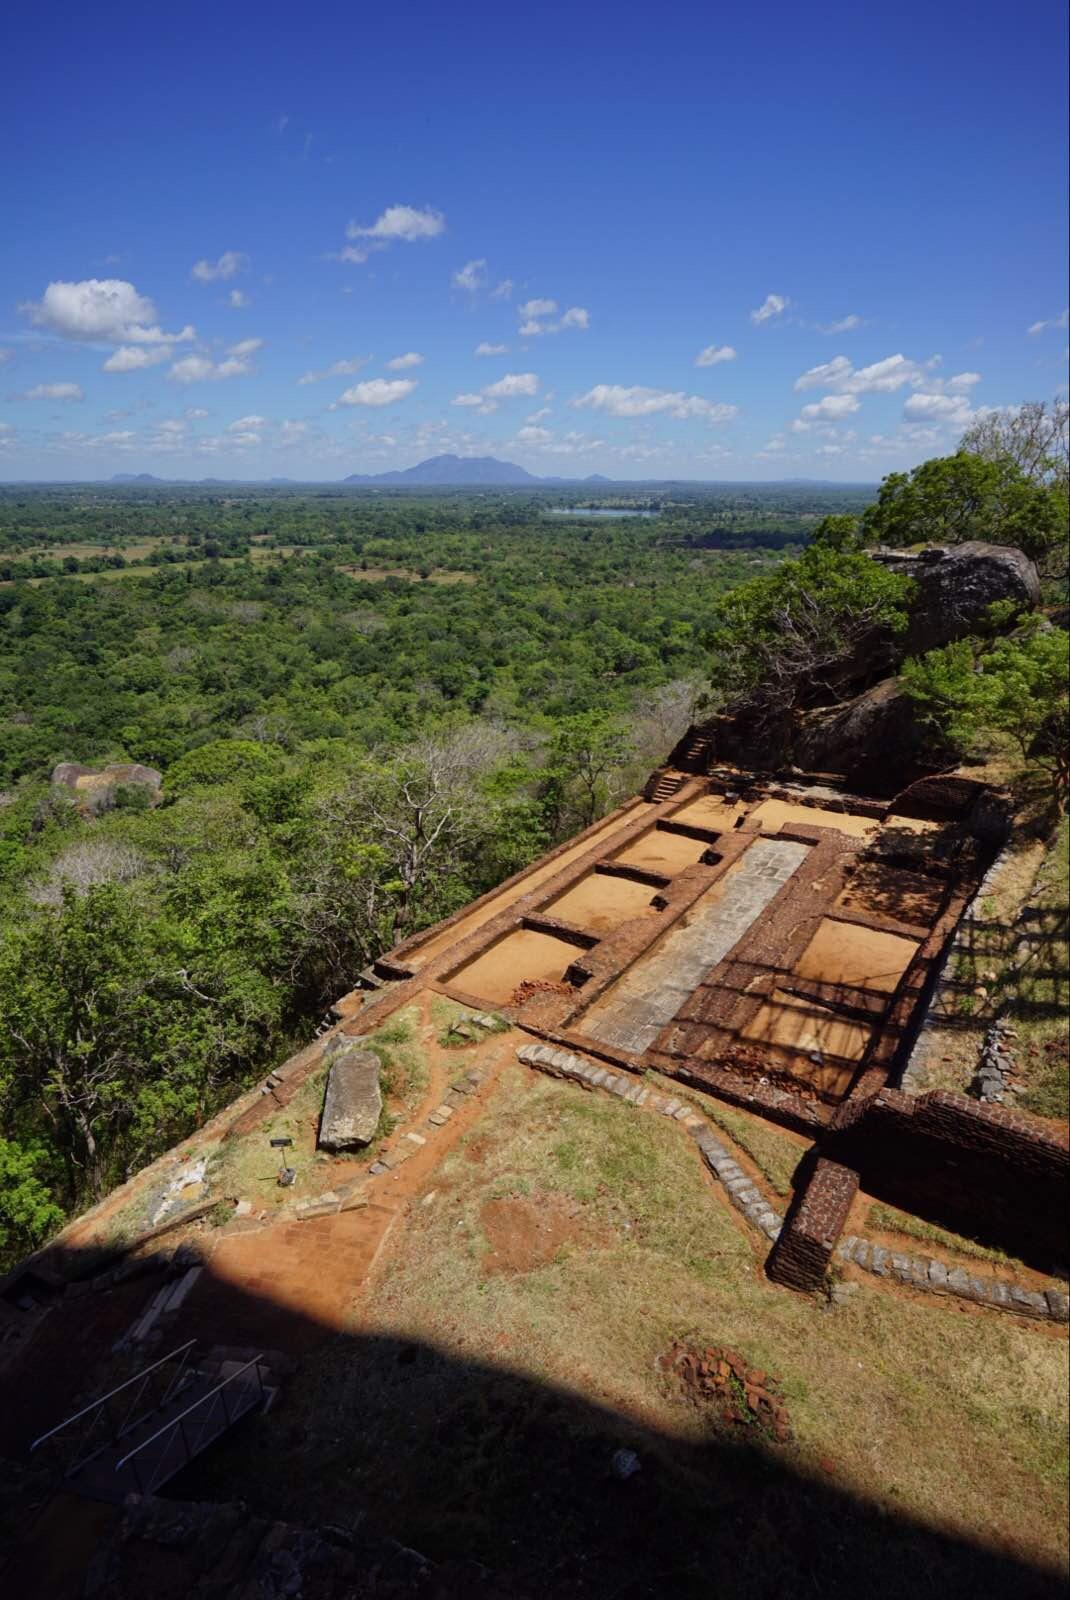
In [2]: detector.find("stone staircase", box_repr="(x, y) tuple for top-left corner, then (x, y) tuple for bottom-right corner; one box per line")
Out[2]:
(647, 768), (687, 803)
(677, 730), (713, 772)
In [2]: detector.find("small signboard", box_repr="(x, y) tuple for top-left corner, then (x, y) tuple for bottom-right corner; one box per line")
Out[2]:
(269, 1137), (294, 1149)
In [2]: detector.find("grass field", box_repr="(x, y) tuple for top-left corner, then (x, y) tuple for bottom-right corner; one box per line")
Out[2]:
(191, 1060), (1069, 1595)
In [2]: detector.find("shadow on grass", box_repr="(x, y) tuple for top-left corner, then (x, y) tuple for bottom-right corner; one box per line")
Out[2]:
(1, 1237), (1065, 1599)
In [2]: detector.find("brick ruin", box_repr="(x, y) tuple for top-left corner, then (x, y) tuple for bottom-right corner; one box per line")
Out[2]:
(270, 737), (1065, 1294)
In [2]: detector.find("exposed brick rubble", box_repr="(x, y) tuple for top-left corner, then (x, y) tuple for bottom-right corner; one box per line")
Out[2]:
(658, 1341), (792, 1442)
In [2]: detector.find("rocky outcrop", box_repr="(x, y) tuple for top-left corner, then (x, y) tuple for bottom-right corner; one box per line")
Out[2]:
(692, 541), (1041, 783)
(51, 761), (162, 809)
(318, 1042), (382, 1151)
(791, 680), (943, 793)
(871, 542), (1041, 659)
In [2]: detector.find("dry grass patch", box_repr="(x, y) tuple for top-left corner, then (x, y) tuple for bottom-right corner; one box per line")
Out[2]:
(193, 1064), (1068, 1593)
(643, 1064), (810, 1197)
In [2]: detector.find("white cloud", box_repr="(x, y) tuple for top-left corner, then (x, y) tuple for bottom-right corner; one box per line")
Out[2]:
(947, 371), (981, 390)
(185, 406), (209, 419)
(101, 344), (171, 373)
(452, 371), (539, 415)
(1027, 309), (1069, 335)
(22, 382), (84, 402)
(168, 337), (262, 383)
(386, 352), (424, 370)
(338, 204), (445, 263)
(518, 298), (557, 320)
(475, 342), (508, 356)
(794, 352), (931, 394)
(452, 259), (487, 292)
(227, 289), (250, 308)
(0, 348), (12, 367)
(817, 314), (862, 334)
(228, 414), (267, 431)
(483, 372), (539, 398)
(514, 425), (553, 447)
(750, 293), (789, 325)
(902, 392), (976, 424)
(527, 405), (552, 422)
(336, 378), (417, 407)
(694, 344), (737, 367)
(491, 279), (514, 300)
(21, 278), (195, 345)
(191, 251), (248, 282)
(297, 356), (369, 385)
(280, 419), (308, 444)
(798, 394), (861, 422)
(794, 355), (853, 391)
(572, 384), (737, 422)
(518, 298), (589, 336)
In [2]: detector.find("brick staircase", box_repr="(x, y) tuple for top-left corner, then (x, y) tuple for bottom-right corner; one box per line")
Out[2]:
(677, 730), (713, 772)
(647, 769), (687, 803)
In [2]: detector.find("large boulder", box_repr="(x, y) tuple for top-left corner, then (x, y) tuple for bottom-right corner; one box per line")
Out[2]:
(318, 1041), (382, 1151)
(871, 541), (1041, 657)
(791, 678), (944, 793)
(51, 760), (162, 809)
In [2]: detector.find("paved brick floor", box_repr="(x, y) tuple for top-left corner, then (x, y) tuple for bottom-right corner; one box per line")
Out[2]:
(580, 838), (809, 1054)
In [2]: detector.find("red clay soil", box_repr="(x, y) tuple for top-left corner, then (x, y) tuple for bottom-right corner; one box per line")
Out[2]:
(479, 1191), (607, 1275)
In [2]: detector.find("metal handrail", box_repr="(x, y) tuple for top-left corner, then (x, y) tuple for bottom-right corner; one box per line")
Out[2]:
(114, 1354), (266, 1492)
(29, 1339), (197, 1453)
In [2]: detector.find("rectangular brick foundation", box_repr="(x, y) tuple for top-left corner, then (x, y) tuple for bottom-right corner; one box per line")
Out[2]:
(766, 1157), (859, 1292)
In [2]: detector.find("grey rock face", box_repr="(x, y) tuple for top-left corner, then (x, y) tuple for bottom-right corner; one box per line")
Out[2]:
(318, 1044), (382, 1151)
(872, 542), (1041, 658)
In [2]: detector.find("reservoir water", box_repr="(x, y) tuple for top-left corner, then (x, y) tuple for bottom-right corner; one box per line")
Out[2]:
(545, 506), (658, 519)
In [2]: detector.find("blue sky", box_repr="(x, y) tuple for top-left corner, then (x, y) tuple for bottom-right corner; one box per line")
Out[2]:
(2, 0), (1067, 482)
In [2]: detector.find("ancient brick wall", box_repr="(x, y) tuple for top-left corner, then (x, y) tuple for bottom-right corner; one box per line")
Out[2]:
(766, 1158), (859, 1291)
(830, 1089), (1069, 1271)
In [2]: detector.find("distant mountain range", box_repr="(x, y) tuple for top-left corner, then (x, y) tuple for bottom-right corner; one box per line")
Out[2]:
(104, 458), (861, 488)
(341, 454), (612, 486)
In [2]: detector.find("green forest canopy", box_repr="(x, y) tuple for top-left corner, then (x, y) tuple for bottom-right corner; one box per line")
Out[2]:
(0, 461), (1064, 1263)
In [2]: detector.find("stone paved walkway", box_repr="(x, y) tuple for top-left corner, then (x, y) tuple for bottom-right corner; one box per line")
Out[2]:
(580, 838), (809, 1054)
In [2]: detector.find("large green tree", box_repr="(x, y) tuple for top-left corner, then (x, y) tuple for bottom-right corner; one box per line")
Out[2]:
(860, 450), (1066, 560)
(705, 544), (913, 730)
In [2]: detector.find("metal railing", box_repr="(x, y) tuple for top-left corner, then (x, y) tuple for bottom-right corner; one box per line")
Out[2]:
(30, 1339), (198, 1478)
(114, 1354), (267, 1496)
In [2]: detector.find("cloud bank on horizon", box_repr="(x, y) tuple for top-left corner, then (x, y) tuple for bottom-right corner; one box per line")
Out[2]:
(1, 2), (1066, 481)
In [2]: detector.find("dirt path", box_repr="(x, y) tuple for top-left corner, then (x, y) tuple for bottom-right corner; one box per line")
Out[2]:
(173, 1026), (518, 1354)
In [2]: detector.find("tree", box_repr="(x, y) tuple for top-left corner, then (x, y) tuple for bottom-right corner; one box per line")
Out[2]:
(861, 451), (1066, 559)
(901, 620), (1069, 806)
(960, 399), (1069, 489)
(705, 545), (913, 732)
(0, 1139), (64, 1268)
(0, 881), (285, 1203)
(538, 712), (635, 835)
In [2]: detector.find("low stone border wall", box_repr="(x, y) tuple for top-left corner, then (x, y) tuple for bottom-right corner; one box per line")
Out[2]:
(516, 1042), (1070, 1325)
(517, 1043), (785, 1241)
(836, 1234), (1069, 1323)
(899, 836), (1020, 1095)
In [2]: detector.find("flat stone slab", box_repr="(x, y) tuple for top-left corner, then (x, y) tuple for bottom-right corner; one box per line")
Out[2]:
(318, 1044), (382, 1151)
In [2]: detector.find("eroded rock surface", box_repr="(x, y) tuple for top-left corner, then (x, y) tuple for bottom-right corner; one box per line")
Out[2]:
(319, 1042), (382, 1151)
(872, 541), (1041, 658)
